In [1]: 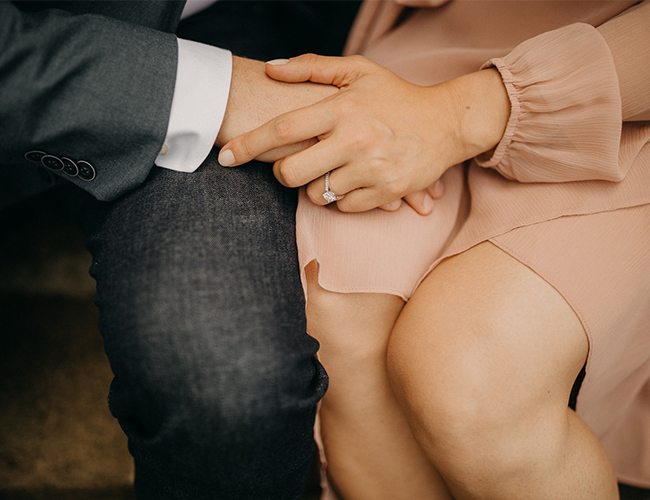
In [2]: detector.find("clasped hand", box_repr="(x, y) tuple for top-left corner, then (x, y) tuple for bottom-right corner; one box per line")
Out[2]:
(220, 54), (510, 214)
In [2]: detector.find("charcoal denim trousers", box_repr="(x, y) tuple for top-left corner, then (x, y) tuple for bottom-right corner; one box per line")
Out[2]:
(79, 155), (326, 499)
(74, 3), (361, 498)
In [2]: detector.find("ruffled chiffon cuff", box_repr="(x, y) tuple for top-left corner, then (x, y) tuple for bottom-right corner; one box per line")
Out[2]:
(477, 23), (625, 183)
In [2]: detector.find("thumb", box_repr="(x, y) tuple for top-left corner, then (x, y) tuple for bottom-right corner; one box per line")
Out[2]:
(265, 54), (371, 87)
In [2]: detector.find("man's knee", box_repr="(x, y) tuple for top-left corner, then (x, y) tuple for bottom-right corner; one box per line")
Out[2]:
(92, 214), (322, 455)
(106, 320), (325, 439)
(81, 157), (325, 484)
(100, 275), (326, 488)
(119, 339), (325, 500)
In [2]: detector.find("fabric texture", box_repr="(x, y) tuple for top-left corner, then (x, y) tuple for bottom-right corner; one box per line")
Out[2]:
(78, 154), (326, 500)
(0, 1), (182, 205)
(296, 1), (650, 495)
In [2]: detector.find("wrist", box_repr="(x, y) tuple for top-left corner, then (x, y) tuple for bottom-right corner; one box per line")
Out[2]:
(446, 68), (510, 162)
(215, 56), (252, 147)
(215, 56), (339, 148)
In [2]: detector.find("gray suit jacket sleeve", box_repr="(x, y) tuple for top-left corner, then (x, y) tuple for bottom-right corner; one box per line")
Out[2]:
(0, 1), (183, 203)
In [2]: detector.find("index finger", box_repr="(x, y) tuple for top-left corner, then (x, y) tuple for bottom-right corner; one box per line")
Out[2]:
(218, 102), (336, 167)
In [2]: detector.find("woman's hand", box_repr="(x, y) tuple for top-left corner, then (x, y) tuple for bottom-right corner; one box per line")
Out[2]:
(378, 180), (445, 215)
(219, 54), (510, 212)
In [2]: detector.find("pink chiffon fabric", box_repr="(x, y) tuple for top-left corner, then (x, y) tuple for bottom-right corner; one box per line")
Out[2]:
(295, 1), (650, 497)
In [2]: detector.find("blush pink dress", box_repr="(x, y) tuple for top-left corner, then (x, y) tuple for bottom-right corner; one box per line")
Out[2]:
(295, 1), (650, 497)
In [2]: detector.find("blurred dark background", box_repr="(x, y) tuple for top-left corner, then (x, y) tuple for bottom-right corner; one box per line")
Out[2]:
(1, 1), (649, 499)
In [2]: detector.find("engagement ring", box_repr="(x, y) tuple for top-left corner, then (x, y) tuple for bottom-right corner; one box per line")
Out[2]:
(322, 171), (345, 203)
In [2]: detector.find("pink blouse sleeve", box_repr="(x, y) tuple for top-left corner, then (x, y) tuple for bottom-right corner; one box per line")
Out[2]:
(476, 2), (650, 183)
(598, 1), (650, 122)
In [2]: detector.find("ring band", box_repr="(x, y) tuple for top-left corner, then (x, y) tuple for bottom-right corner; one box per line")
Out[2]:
(322, 171), (345, 203)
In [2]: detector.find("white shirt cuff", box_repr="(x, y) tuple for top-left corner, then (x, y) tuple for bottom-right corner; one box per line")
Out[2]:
(156, 38), (232, 173)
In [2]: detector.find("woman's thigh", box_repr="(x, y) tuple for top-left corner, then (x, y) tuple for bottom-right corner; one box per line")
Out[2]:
(387, 241), (590, 473)
(305, 261), (455, 500)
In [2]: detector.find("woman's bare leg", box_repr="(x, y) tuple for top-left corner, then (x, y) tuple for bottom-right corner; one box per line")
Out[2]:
(305, 262), (452, 500)
(388, 242), (618, 499)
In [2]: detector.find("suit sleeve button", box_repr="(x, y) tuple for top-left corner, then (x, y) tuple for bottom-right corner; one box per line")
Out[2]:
(25, 150), (47, 163)
(61, 157), (79, 177)
(77, 160), (96, 181)
(41, 155), (64, 171)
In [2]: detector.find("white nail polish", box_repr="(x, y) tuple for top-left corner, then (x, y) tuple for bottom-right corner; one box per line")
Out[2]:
(218, 149), (235, 167)
(266, 59), (290, 66)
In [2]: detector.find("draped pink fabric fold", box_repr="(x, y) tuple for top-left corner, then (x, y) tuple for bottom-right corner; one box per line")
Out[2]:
(297, 1), (650, 496)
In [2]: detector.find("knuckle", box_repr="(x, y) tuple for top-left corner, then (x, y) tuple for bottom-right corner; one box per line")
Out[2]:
(237, 138), (255, 161)
(336, 96), (361, 116)
(347, 128), (372, 151)
(303, 53), (320, 64)
(278, 162), (300, 187)
(307, 186), (325, 205)
(367, 157), (385, 174)
(394, 178), (411, 196)
(383, 182), (404, 200)
(347, 136), (364, 151)
(364, 158), (393, 183)
(272, 118), (295, 143)
(272, 161), (287, 186)
(350, 55), (369, 66)
(336, 199), (353, 212)
(350, 55), (376, 72)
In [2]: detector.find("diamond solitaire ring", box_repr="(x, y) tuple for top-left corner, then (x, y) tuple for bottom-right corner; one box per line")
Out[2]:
(322, 171), (345, 203)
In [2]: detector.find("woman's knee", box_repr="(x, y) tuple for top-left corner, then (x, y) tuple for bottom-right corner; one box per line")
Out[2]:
(386, 243), (588, 485)
(388, 328), (574, 494)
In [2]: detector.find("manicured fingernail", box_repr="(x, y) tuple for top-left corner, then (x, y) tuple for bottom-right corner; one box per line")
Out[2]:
(266, 59), (290, 66)
(424, 193), (434, 212)
(218, 149), (235, 167)
(433, 180), (444, 197)
(390, 200), (401, 209)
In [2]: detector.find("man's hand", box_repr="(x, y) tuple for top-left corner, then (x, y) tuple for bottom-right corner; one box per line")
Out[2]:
(215, 56), (338, 163)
